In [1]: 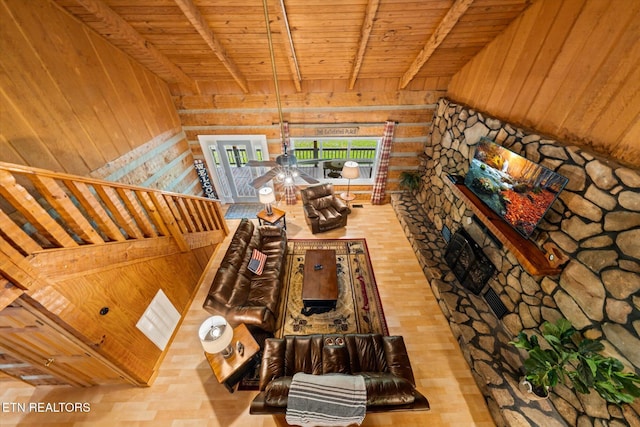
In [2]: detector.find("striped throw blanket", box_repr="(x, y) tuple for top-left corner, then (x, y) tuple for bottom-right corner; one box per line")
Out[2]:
(286, 373), (366, 426)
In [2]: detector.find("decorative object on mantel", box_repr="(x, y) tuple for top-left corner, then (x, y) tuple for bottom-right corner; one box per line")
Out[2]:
(510, 318), (640, 404)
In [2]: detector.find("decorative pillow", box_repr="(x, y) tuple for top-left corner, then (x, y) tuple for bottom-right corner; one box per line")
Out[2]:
(248, 249), (267, 275)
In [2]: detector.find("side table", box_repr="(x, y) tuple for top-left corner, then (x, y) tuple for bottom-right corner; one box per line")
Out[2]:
(204, 323), (260, 393)
(257, 207), (286, 229)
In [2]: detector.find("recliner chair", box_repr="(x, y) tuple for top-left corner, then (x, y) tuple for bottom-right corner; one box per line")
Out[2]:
(300, 183), (349, 234)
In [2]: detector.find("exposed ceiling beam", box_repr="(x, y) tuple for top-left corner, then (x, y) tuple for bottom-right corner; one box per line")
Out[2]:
(275, 0), (302, 92)
(63, 0), (196, 91)
(399, 0), (474, 89)
(173, 0), (249, 93)
(349, 0), (380, 90)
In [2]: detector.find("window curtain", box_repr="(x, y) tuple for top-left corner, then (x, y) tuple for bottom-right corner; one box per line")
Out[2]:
(281, 121), (297, 205)
(370, 120), (396, 205)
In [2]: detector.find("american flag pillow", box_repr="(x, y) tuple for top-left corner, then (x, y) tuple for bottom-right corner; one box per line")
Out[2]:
(248, 249), (267, 275)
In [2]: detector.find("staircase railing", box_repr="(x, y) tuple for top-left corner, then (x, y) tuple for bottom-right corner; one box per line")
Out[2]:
(0, 162), (227, 307)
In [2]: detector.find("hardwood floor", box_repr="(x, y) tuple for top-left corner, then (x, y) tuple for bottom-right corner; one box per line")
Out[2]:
(0, 202), (495, 426)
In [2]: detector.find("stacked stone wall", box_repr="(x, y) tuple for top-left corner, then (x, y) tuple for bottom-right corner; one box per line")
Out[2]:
(416, 97), (640, 426)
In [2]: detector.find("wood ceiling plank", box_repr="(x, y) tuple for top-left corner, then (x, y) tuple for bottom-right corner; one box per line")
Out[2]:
(349, 0), (380, 90)
(173, 0), (248, 93)
(399, 0), (475, 89)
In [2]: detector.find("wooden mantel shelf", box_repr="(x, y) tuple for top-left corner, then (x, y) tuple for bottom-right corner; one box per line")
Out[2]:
(447, 181), (561, 276)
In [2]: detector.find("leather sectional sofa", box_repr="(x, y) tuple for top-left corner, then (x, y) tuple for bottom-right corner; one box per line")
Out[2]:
(250, 333), (430, 414)
(203, 218), (287, 332)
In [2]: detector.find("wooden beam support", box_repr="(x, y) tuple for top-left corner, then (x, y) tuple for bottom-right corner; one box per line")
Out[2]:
(399, 0), (474, 89)
(173, 0), (249, 93)
(63, 0), (196, 91)
(274, 0), (302, 92)
(349, 0), (380, 90)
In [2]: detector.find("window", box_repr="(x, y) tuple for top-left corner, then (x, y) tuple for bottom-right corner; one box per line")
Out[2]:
(289, 137), (379, 183)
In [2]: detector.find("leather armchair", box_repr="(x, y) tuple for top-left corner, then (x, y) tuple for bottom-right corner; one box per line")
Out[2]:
(250, 334), (430, 414)
(300, 183), (349, 234)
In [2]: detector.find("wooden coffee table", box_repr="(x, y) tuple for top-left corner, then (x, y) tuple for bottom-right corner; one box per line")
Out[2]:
(302, 249), (338, 315)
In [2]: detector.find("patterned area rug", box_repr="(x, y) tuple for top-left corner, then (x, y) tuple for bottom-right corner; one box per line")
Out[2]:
(276, 239), (388, 337)
(238, 239), (387, 390)
(224, 203), (264, 219)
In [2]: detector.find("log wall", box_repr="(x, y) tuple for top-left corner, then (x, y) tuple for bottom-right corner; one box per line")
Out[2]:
(175, 80), (447, 202)
(447, 0), (640, 168)
(0, 0), (201, 195)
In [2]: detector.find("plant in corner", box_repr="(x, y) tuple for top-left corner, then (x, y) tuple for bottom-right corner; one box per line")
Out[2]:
(510, 318), (640, 404)
(399, 170), (422, 192)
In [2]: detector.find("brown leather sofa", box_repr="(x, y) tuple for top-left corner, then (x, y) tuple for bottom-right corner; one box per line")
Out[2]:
(250, 334), (430, 414)
(203, 218), (287, 332)
(300, 183), (349, 233)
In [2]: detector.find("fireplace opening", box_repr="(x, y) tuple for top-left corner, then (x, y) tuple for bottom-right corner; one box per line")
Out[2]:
(444, 228), (496, 295)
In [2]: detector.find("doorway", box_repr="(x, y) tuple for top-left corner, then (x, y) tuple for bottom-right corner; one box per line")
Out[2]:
(198, 135), (270, 204)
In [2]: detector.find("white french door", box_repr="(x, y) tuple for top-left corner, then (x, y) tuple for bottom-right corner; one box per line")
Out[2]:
(198, 135), (269, 204)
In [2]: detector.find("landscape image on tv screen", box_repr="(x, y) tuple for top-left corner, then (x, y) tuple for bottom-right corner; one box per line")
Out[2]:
(464, 138), (569, 238)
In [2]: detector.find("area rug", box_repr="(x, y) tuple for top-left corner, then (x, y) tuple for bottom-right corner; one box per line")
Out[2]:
(238, 239), (388, 390)
(224, 203), (264, 219)
(276, 239), (388, 337)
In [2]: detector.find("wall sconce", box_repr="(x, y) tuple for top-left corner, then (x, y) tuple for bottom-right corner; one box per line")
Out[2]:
(199, 316), (234, 359)
(341, 161), (359, 202)
(258, 187), (276, 216)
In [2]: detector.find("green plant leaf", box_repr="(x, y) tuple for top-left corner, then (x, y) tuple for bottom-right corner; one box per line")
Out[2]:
(513, 318), (640, 404)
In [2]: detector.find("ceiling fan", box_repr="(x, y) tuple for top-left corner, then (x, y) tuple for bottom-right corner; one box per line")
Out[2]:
(246, 0), (326, 190)
(246, 145), (322, 189)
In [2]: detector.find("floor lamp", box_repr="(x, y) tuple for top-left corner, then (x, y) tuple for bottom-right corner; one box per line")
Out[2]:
(340, 161), (359, 204)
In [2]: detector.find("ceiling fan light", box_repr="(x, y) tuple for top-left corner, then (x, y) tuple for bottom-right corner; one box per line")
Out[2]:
(292, 170), (299, 177)
(284, 176), (293, 184)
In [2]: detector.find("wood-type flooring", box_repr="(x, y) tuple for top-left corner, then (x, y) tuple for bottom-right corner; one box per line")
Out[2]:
(0, 202), (495, 426)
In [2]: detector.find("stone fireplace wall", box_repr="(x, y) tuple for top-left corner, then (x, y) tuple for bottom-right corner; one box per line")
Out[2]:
(417, 97), (640, 424)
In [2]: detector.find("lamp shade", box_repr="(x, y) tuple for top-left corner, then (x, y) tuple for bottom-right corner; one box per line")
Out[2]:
(199, 316), (233, 354)
(258, 187), (276, 204)
(341, 161), (360, 179)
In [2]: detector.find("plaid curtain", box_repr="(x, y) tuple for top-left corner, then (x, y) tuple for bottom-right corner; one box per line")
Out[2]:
(281, 121), (297, 204)
(370, 120), (396, 204)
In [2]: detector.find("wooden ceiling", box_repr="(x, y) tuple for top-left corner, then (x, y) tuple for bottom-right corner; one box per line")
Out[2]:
(54, 0), (532, 95)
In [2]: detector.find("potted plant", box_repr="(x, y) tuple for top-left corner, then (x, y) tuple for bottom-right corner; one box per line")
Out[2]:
(510, 318), (640, 404)
(399, 170), (422, 192)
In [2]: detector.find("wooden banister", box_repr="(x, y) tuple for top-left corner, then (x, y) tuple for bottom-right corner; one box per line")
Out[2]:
(0, 161), (227, 302)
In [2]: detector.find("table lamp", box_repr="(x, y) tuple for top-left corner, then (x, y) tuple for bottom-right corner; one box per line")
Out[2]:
(199, 316), (234, 358)
(259, 187), (276, 215)
(341, 161), (359, 202)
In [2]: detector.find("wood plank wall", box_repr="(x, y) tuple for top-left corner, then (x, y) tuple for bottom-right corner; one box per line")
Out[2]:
(175, 80), (447, 202)
(447, 0), (640, 168)
(0, 0), (202, 195)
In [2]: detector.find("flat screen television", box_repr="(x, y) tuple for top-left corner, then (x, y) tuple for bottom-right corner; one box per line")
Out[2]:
(464, 138), (569, 238)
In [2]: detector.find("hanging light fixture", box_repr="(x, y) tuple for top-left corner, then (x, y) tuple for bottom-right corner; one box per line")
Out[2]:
(262, 0), (287, 155)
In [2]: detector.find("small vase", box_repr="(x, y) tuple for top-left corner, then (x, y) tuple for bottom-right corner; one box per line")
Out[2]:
(518, 377), (549, 401)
